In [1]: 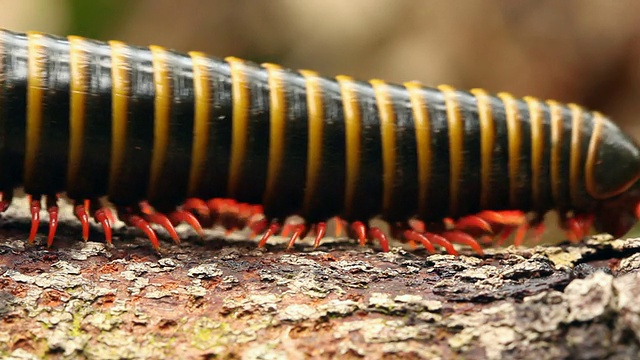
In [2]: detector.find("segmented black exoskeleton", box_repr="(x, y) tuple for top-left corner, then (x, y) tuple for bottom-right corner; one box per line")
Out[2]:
(1, 28), (639, 253)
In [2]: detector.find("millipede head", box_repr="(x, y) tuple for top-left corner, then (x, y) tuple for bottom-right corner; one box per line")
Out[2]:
(586, 117), (640, 238)
(593, 184), (640, 238)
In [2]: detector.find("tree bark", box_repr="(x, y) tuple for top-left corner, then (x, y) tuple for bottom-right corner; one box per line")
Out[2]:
(1, 204), (640, 359)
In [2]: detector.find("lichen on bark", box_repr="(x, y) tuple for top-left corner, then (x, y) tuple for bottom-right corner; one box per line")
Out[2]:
(1, 211), (640, 359)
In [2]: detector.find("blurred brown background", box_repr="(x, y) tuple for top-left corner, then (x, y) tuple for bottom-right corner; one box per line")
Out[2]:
(1, 0), (640, 137)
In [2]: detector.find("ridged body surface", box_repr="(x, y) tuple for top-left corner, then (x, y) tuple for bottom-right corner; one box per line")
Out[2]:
(1, 29), (639, 226)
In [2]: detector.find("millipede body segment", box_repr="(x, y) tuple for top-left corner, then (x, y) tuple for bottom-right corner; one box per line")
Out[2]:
(1, 28), (640, 254)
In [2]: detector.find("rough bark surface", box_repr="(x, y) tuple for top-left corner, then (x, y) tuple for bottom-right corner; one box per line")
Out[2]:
(1, 202), (640, 359)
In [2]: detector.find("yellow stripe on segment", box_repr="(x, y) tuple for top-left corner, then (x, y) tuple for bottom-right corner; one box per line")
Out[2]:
(438, 84), (463, 215)
(25, 32), (46, 187)
(226, 57), (250, 196)
(371, 79), (396, 213)
(187, 51), (211, 195)
(471, 88), (494, 208)
(582, 112), (640, 199)
(524, 96), (543, 208)
(300, 70), (323, 212)
(498, 92), (521, 207)
(148, 45), (171, 199)
(584, 112), (602, 198)
(568, 104), (583, 206)
(337, 75), (361, 217)
(584, 112), (640, 199)
(263, 63), (287, 207)
(108, 41), (130, 193)
(404, 81), (431, 216)
(547, 100), (563, 205)
(67, 36), (88, 190)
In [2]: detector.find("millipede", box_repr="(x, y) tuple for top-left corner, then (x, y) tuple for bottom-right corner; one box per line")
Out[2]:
(0, 28), (639, 255)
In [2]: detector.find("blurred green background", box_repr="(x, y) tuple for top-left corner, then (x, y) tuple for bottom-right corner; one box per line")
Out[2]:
(2, 0), (640, 137)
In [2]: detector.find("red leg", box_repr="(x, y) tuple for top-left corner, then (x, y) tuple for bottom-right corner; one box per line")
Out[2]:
(564, 217), (583, 243)
(454, 215), (493, 234)
(94, 207), (113, 245)
(28, 196), (41, 244)
(442, 217), (454, 229)
(169, 209), (205, 237)
(350, 221), (367, 246)
(248, 218), (268, 238)
(287, 224), (306, 249)
(205, 198), (264, 232)
(183, 198), (209, 217)
(46, 196), (59, 247)
(477, 210), (527, 226)
(313, 222), (327, 248)
(236, 203), (263, 223)
(144, 212), (180, 244)
(281, 222), (294, 237)
(443, 230), (484, 256)
(403, 230), (436, 254)
(127, 214), (160, 250)
(562, 213), (594, 243)
(206, 198), (223, 216)
(369, 227), (390, 252)
(425, 232), (458, 256)
(408, 219), (426, 233)
(74, 202), (90, 241)
(258, 222), (280, 248)
(207, 198), (236, 228)
(139, 201), (153, 215)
